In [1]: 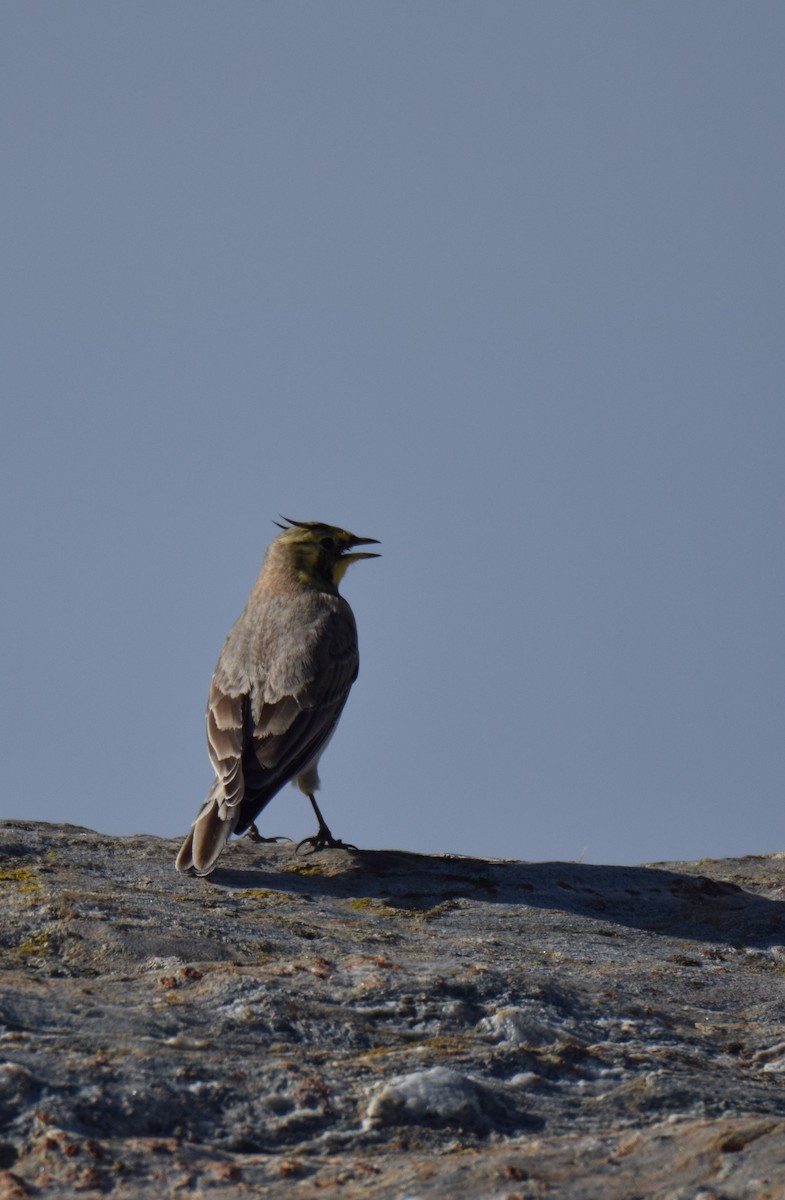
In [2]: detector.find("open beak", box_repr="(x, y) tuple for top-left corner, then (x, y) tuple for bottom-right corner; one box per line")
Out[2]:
(345, 534), (380, 562)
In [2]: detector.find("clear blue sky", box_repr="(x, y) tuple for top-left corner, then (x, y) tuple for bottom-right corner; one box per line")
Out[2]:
(2, 3), (783, 865)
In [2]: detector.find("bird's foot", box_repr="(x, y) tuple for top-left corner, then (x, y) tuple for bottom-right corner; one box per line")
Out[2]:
(297, 793), (358, 853)
(296, 822), (358, 854)
(244, 823), (291, 844)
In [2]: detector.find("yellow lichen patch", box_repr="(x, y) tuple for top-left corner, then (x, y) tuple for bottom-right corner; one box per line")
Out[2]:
(413, 1034), (469, 1056)
(359, 1044), (393, 1059)
(17, 931), (50, 957)
(0, 866), (41, 895)
(348, 898), (402, 917)
(283, 862), (326, 876)
(348, 897), (460, 921)
(235, 888), (290, 902)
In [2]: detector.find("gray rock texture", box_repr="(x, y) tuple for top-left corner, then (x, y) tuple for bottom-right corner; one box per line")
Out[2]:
(1, 820), (785, 1197)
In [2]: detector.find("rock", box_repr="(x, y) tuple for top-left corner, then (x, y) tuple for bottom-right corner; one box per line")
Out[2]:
(479, 1002), (568, 1046)
(1, 820), (785, 1196)
(363, 1065), (523, 1133)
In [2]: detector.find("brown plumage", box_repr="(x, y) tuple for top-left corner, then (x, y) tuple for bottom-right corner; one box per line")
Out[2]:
(175, 519), (379, 875)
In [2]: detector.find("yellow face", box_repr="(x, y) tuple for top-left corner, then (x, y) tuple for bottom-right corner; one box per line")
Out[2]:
(275, 519), (379, 590)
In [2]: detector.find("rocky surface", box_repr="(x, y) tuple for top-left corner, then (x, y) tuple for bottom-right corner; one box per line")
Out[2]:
(1, 820), (785, 1197)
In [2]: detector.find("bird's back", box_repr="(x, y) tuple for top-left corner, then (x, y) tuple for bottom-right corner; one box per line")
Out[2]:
(219, 590), (360, 828)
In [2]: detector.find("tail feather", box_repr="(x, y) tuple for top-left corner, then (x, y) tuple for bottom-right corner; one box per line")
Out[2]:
(175, 783), (237, 876)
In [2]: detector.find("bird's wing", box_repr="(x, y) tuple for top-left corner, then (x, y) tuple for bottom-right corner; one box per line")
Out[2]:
(204, 679), (246, 820)
(250, 652), (359, 776)
(176, 678), (248, 875)
(178, 603), (359, 874)
(208, 605), (359, 822)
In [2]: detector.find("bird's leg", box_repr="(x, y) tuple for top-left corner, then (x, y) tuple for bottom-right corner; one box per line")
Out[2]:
(243, 823), (290, 844)
(296, 794), (358, 854)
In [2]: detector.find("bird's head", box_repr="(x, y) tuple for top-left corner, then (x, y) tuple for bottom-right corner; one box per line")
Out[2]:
(271, 517), (380, 591)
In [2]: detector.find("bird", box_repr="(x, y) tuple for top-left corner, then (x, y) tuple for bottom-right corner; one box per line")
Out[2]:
(175, 518), (379, 876)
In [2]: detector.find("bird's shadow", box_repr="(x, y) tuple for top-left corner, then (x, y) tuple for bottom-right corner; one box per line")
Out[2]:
(204, 845), (785, 950)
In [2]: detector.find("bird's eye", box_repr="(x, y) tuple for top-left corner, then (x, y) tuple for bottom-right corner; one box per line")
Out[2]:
(321, 537), (338, 553)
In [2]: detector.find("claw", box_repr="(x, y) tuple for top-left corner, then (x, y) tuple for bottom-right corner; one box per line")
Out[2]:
(296, 831), (358, 855)
(244, 823), (291, 844)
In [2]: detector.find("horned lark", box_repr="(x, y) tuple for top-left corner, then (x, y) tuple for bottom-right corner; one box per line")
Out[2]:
(175, 518), (379, 876)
